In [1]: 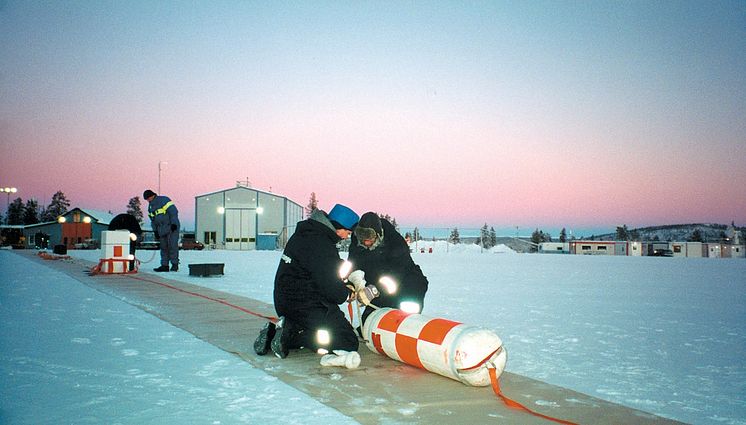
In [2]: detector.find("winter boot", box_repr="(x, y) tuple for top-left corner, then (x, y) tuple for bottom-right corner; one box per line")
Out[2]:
(320, 350), (361, 369)
(154, 265), (170, 272)
(253, 321), (276, 356)
(271, 317), (290, 359)
(170, 264), (178, 272)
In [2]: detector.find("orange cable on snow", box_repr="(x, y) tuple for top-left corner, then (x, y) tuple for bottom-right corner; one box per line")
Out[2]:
(489, 368), (579, 425)
(37, 251), (71, 260)
(126, 274), (278, 322)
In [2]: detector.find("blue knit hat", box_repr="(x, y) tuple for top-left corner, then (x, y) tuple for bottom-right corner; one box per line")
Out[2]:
(327, 204), (359, 231)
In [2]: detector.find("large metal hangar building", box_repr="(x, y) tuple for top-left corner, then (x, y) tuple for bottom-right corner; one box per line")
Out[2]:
(194, 183), (303, 250)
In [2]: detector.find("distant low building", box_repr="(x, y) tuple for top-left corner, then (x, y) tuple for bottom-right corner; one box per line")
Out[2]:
(569, 241), (618, 255)
(628, 241), (643, 256)
(549, 239), (744, 259)
(194, 184), (303, 250)
(538, 242), (569, 254)
(729, 244), (745, 258)
(22, 208), (116, 249)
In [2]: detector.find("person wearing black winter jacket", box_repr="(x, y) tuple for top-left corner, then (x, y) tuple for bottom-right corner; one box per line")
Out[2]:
(348, 212), (429, 324)
(254, 204), (364, 366)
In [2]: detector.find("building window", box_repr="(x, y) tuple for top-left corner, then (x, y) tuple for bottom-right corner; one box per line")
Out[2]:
(673, 245), (682, 253)
(582, 245), (591, 250)
(597, 246), (607, 250)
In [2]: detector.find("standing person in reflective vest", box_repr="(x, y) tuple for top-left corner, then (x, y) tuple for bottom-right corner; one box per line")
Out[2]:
(143, 189), (180, 272)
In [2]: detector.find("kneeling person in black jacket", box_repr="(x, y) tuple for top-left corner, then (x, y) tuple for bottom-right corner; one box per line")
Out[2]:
(254, 204), (372, 369)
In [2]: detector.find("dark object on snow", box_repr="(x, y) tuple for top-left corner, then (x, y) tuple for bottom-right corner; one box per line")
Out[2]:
(53, 244), (67, 255)
(652, 249), (674, 257)
(254, 321), (276, 355)
(188, 263), (224, 277)
(109, 213), (142, 271)
(109, 213), (142, 236)
(271, 316), (291, 358)
(180, 233), (205, 250)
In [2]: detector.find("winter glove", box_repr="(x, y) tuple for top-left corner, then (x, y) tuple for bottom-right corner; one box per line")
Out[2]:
(170, 224), (177, 232)
(320, 350), (361, 369)
(356, 285), (380, 306)
(347, 270), (367, 290)
(345, 284), (356, 302)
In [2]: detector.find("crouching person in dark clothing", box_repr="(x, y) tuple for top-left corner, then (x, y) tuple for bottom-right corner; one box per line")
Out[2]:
(108, 213), (142, 271)
(254, 204), (372, 369)
(348, 212), (429, 325)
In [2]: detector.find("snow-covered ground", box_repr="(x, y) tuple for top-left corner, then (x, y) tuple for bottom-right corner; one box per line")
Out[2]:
(2, 244), (745, 424)
(0, 249), (357, 425)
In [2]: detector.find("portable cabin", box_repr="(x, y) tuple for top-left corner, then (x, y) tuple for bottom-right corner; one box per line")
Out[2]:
(569, 241), (616, 255)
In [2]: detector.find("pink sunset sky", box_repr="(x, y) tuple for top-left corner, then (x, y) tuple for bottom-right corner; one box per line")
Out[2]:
(2, 2), (744, 236)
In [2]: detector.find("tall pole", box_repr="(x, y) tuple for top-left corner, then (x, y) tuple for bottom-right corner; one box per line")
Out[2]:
(2, 187), (18, 224)
(158, 161), (167, 193)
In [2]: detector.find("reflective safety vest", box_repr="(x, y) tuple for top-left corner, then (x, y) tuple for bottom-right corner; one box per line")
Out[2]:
(148, 200), (174, 219)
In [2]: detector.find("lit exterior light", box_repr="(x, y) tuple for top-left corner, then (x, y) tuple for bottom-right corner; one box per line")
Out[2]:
(400, 301), (421, 314)
(256, 206), (264, 214)
(338, 260), (353, 279)
(83, 216), (91, 223)
(217, 206), (225, 214)
(379, 276), (398, 294)
(58, 216), (66, 223)
(316, 329), (331, 345)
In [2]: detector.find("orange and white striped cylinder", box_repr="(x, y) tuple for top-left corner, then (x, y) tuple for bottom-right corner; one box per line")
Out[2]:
(362, 308), (507, 386)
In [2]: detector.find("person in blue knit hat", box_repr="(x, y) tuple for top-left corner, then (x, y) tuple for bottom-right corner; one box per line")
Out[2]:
(254, 203), (376, 369)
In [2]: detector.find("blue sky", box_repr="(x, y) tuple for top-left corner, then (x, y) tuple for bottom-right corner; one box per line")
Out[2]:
(2, 1), (745, 234)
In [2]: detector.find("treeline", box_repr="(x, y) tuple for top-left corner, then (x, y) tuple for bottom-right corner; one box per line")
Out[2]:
(2, 191), (71, 225)
(2, 190), (146, 225)
(402, 224), (500, 249)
